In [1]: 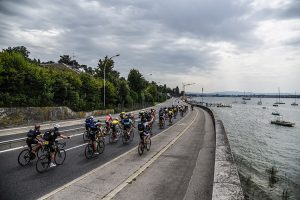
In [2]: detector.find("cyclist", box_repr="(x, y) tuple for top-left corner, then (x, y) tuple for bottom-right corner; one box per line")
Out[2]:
(122, 114), (135, 137)
(87, 118), (101, 154)
(158, 108), (165, 127)
(119, 111), (126, 123)
(26, 125), (43, 159)
(138, 121), (151, 145)
(43, 124), (70, 168)
(191, 105), (194, 111)
(173, 106), (177, 119)
(105, 114), (113, 133)
(168, 107), (174, 125)
(128, 112), (135, 125)
(111, 118), (121, 140)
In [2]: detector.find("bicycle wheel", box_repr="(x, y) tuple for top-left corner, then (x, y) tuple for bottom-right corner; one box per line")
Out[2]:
(18, 149), (31, 166)
(55, 149), (66, 165)
(83, 131), (89, 141)
(109, 134), (114, 143)
(85, 144), (94, 159)
(130, 130), (134, 142)
(97, 140), (105, 154)
(36, 155), (50, 173)
(37, 146), (46, 158)
(138, 142), (144, 155)
(146, 138), (151, 151)
(122, 132), (127, 144)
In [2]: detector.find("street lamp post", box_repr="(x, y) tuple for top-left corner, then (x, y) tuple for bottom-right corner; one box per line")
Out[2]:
(103, 54), (120, 109)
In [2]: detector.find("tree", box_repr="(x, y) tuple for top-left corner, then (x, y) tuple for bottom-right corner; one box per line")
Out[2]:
(127, 69), (146, 93)
(58, 55), (72, 65)
(95, 56), (120, 82)
(4, 46), (30, 59)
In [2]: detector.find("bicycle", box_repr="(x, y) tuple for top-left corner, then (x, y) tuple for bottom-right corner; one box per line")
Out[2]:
(83, 129), (91, 141)
(109, 126), (121, 143)
(121, 127), (134, 144)
(138, 134), (151, 155)
(84, 133), (105, 159)
(18, 142), (45, 166)
(168, 116), (173, 126)
(83, 123), (106, 142)
(159, 117), (165, 129)
(36, 141), (66, 173)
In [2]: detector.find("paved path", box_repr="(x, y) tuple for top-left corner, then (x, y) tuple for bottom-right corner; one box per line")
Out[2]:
(42, 107), (215, 200)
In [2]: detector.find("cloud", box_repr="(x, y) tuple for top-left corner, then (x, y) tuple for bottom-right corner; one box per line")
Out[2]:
(0, 0), (299, 92)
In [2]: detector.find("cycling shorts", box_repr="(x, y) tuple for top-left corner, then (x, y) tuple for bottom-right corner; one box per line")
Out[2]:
(26, 138), (38, 149)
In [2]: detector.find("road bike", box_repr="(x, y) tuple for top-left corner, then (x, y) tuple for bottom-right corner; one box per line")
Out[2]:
(109, 126), (121, 143)
(83, 124), (106, 142)
(138, 134), (151, 155)
(159, 117), (165, 129)
(18, 142), (45, 166)
(84, 133), (105, 159)
(121, 127), (134, 144)
(36, 141), (66, 173)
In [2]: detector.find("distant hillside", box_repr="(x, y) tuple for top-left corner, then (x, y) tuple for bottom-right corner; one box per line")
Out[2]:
(187, 91), (292, 96)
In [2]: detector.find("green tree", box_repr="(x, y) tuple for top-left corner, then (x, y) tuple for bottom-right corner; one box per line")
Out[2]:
(4, 46), (30, 59)
(58, 55), (72, 65)
(127, 69), (146, 93)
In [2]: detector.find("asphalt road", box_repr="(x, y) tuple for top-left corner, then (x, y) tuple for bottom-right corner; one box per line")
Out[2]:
(0, 100), (187, 200)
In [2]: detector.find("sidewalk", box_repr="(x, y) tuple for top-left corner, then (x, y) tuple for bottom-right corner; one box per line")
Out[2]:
(39, 107), (216, 200)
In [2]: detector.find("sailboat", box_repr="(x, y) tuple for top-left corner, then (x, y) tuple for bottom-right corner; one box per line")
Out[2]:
(274, 87), (285, 104)
(233, 97), (238, 103)
(257, 97), (262, 105)
(291, 91), (298, 106)
(242, 91), (251, 100)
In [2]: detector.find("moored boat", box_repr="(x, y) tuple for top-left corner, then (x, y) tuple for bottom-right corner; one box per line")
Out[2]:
(272, 111), (280, 116)
(291, 91), (298, 106)
(271, 116), (295, 127)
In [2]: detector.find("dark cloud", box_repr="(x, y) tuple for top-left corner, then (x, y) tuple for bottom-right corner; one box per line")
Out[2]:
(0, 0), (299, 86)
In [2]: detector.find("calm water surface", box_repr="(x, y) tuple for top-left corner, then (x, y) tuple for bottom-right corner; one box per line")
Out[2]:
(193, 97), (300, 200)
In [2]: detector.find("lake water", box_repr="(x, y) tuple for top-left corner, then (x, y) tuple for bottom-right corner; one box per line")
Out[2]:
(193, 97), (300, 200)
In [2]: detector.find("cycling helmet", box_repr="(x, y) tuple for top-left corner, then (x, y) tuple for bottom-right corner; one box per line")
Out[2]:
(34, 125), (40, 130)
(121, 111), (126, 115)
(90, 116), (94, 119)
(54, 124), (60, 131)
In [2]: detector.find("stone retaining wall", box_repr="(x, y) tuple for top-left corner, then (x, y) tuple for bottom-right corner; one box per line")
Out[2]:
(190, 103), (244, 200)
(0, 107), (114, 128)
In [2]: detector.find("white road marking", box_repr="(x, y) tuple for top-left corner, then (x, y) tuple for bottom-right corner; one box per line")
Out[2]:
(0, 145), (27, 153)
(65, 143), (87, 151)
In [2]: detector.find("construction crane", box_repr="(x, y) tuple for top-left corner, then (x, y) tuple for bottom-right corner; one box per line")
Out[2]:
(182, 82), (195, 101)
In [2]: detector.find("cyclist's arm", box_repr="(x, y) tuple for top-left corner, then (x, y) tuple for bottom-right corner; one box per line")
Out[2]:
(59, 133), (70, 139)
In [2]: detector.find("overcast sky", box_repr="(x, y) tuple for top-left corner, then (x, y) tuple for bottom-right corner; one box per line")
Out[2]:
(0, 0), (299, 93)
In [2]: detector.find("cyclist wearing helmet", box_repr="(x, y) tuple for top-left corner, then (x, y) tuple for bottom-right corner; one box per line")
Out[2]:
(119, 111), (126, 123)
(26, 125), (43, 158)
(111, 118), (121, 140)
(105, 114), (113, 132)
(43, 124), (70, 167)
(122, 114), (135, 137)
(139, 121), (151, 145)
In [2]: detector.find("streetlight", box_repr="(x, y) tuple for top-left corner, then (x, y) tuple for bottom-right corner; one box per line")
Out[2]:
(103, 54), (120, 109)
